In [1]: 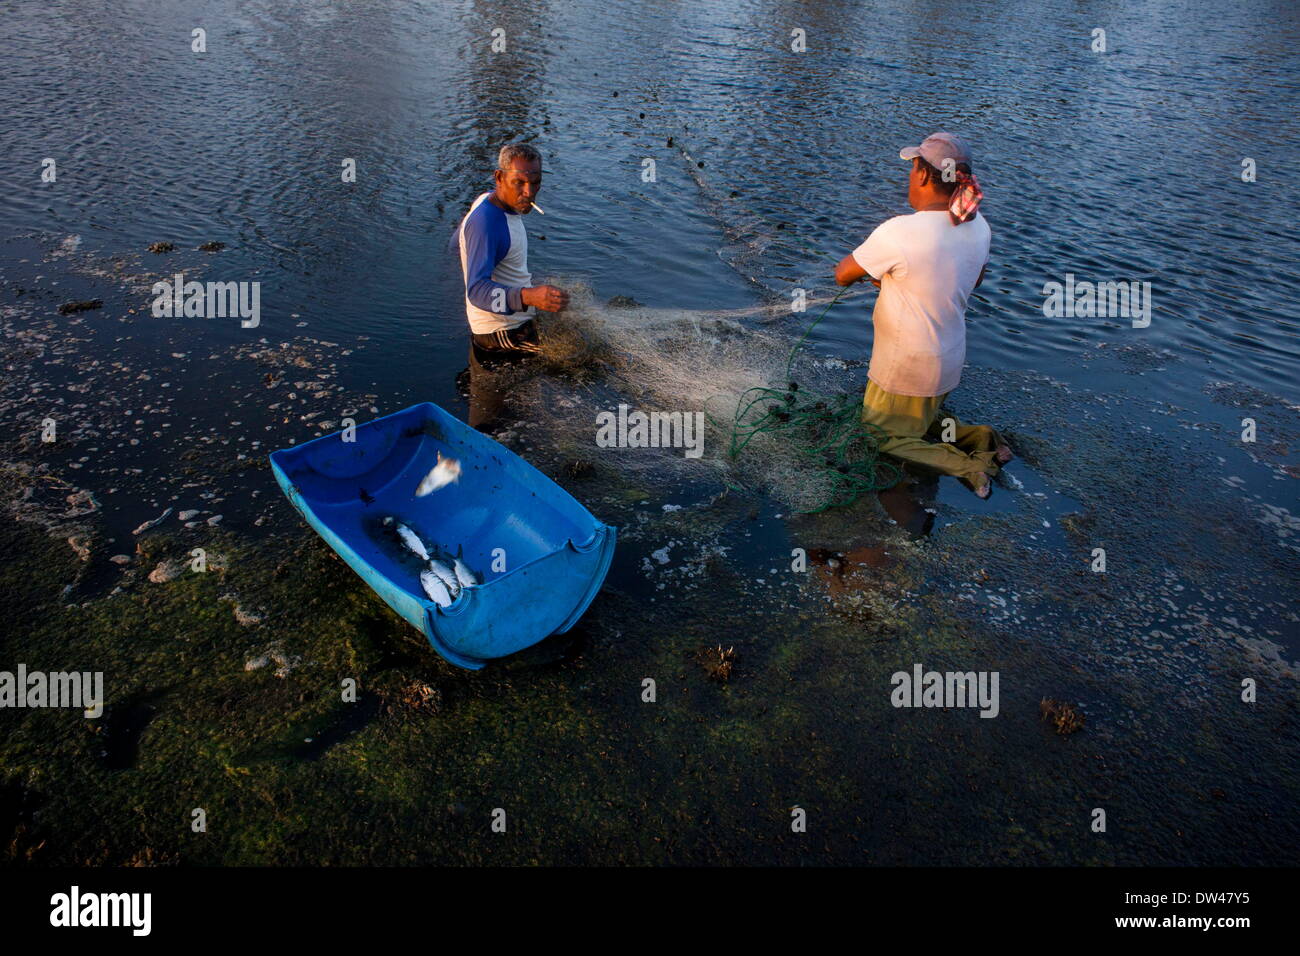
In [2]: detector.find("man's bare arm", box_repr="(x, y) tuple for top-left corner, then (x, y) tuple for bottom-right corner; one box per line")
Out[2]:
(835, 254), (880, 288)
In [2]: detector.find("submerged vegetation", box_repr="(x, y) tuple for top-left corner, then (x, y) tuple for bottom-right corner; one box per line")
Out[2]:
(1, 241), (1298, 866)
(1040, 698), (1085, 736)
(700, 644), (738, 683)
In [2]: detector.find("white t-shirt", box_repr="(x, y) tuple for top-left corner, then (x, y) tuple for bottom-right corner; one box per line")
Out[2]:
(852, 210), (991, 397)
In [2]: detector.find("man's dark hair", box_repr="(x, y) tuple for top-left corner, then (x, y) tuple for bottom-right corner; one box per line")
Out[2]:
(916, 157), (971, 196)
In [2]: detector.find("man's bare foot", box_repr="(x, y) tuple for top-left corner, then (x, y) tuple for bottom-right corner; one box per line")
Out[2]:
(996, 444), (1014, 464)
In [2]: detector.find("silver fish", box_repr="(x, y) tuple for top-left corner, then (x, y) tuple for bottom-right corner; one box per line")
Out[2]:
(419, 569), (453, 607)
(452, 554), (478, 589)
(415, 452), (462, 496)
(395, 522), (429, 561)
(427, 558), (461, 597)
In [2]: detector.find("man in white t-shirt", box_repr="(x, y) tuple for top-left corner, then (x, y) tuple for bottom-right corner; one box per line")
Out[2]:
(834, 132), (1012, 498)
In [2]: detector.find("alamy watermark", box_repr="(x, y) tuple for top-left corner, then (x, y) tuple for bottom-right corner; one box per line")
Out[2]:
(0, 664), (103, 717)
(595, 404), (705, 459)
(890, 664), (999, 718)
(50, 885), (150, 935)
(1042, 273), (1151, 328)
(151, 273), (260, 327)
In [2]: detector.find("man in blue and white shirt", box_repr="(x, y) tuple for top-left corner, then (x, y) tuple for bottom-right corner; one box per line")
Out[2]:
(455, 142), (569, 356)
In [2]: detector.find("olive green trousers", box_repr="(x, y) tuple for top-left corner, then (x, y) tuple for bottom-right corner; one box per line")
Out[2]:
(861, 380), (1003, 488)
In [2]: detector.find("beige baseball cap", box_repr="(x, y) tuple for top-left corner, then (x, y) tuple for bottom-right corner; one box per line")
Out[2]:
(899, 132), (973, 166)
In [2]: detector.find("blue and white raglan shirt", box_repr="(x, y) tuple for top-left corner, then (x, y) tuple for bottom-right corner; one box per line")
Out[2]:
(455, 192), (534, 335)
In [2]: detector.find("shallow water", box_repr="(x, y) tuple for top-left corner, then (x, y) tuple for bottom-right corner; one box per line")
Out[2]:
(5, 0), (1298, 395)
(1, 1), (1298, 865)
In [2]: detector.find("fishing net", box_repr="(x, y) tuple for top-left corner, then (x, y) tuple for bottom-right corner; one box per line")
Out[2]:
(527, 283), (900, 513)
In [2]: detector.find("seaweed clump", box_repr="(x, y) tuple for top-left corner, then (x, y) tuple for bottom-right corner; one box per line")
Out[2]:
(381, 677), (442, 716)
(1040, 698), (1085, 735)
(700, 644), (737, 683)
(57, 299), (102, 315)
(565, 459), (594, 480)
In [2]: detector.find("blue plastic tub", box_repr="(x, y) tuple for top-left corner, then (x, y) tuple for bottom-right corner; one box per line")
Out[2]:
(269, 402), (616, 669)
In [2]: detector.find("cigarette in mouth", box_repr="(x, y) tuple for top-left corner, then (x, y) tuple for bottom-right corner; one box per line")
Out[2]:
(530, 201), (545, 215)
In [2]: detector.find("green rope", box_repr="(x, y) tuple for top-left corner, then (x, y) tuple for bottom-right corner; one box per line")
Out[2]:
(708, 286), (902, 514)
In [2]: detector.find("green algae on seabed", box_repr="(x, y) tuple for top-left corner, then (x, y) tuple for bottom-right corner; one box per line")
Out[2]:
(1, 471), (1298, 864)
(3, 334), (1300, 865)
(0, 493), (1013, 864)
